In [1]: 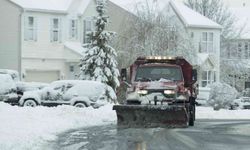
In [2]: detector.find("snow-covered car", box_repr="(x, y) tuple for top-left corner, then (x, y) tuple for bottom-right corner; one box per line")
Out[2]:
(230, 97), (250, 109)
(0, 74), (18, 104)
(16, 82), (49, 93)
(19, 80), (116, 108)
(0, 69), (20, 82)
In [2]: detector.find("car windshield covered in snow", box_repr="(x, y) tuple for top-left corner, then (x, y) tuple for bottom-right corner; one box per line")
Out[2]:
(135, 66), (183, 82)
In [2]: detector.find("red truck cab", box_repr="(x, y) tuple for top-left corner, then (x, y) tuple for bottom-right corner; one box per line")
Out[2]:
(121, 56), (197, 104)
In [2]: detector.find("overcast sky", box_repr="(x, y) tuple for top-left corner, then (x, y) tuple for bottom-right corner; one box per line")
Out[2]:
(111, 0), (249, 8)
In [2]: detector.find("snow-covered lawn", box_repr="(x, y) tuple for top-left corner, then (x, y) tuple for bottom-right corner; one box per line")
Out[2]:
(0, 102), (250, 150)
(0, 102), (116, 150)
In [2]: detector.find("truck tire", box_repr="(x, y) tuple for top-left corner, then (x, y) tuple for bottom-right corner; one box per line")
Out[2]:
(23, 99), (37, 107)
(190, 97), (196, 121)
(189, 105), (194, 126)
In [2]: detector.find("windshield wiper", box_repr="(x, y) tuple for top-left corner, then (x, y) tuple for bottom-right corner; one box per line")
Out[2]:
(136, 77), (152, 82)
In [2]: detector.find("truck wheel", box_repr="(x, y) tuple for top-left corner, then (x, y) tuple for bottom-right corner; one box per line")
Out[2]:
(23, 99), (37, 107)
(189, 106), (194, 126)
(193, 105), (196, 121)
(74, 102), (87, 108)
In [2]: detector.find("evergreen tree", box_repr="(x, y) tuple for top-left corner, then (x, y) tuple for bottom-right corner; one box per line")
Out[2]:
(79, 0), (120, 96)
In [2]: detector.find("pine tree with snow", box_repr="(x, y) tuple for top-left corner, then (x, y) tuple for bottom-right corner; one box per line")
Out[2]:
(79, 0), (120, 100)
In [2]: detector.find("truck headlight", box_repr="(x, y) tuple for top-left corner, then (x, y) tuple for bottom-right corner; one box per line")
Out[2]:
(164, 90), (175, 95)
(137, 90), (148, 95)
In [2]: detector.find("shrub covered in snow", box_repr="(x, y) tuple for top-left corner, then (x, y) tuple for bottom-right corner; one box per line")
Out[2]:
(208, 82), (239, 110)
(241, 88), (250, 97)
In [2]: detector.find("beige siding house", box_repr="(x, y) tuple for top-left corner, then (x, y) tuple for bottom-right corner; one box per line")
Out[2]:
(0, 0), (22, 73)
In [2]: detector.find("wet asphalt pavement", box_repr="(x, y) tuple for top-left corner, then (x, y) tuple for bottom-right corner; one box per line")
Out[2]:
(51, 120), (250, 150)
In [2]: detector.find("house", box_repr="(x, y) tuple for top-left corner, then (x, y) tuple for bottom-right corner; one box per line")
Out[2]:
(223, 6), (250, 90)
(166, 0), (222, 100)
(0, 0), (22, 73)
(0, 0), (132, 83)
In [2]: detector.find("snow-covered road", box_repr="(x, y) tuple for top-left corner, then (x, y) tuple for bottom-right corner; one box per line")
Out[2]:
(53, 120), (250, 150)
(0, 102), (250, 150)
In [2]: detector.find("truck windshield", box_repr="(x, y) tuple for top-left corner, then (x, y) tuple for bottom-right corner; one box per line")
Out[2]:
(135, 66), (183, 82)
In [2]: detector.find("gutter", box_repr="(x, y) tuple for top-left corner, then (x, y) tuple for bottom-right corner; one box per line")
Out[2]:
(24, 8), (68, 15)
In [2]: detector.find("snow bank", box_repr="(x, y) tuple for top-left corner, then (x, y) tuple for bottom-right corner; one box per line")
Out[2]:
(196, 106), (250, 120)
(0, 102), (116, 150)
(1, 102), (250, 150)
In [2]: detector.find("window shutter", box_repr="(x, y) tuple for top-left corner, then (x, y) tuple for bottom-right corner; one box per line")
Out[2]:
(69, 20), (72, 39)
(75, 20), (78, 39)
(83, 20), (86, 43)
(50, 18), (53, 42)
(24, 16), (28, 41)
(34, 17), (37, 41)
(199, 34), (202, 53)
(59, 18), (62, 43)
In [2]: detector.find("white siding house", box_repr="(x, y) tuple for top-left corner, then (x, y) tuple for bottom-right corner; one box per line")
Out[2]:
(223, 6), (250, 90)
(167, 1), (222, 100)
(4, 0), (131, 83)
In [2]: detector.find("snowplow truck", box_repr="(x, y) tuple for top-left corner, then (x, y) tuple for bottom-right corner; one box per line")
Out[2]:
(113, 56), (198, 128)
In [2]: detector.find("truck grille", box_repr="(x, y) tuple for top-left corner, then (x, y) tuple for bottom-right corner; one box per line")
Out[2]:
(146, 89), (175, 98)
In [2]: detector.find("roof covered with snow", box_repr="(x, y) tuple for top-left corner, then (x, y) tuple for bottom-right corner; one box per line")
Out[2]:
(9, 0), (92, 14)
(169, 0), (222, 29)
(10, 0), (73, 13)
(110, 0), (222, 29)
(64, 41), (87, 56)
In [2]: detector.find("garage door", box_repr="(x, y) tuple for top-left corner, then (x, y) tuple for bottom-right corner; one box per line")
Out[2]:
(25, 71), (60, 83)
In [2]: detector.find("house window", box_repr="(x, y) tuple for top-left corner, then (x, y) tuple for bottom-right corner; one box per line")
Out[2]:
(201, 71), (215, 87)
(201, 32), (214, 53)
(228, 42), (238, 59)
(248, 42), (250, 58)
(50, 18), (61, 42)
(24, 16), (37, 41)
(238, 43), (242, 58)
(69, 19), (77, 39)
(69, 66), (74, 72)
(83, 18), (94, 44)
(244, 42), (249, 59)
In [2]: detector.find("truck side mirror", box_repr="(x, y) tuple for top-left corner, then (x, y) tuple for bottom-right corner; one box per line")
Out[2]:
(120, 68), (127, 81)
(192, 69), (197, 82)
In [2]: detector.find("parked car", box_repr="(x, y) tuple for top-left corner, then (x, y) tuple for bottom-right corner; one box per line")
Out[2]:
(16, 82), (49, 94)
(19, 80), (116, 108)
(0, 74), (19, 104)
(0, 69), (20, 82)
(230, 97), (250, 109)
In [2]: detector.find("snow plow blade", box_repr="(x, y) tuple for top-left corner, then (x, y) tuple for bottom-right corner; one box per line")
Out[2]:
(113, 105), (188, 128)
